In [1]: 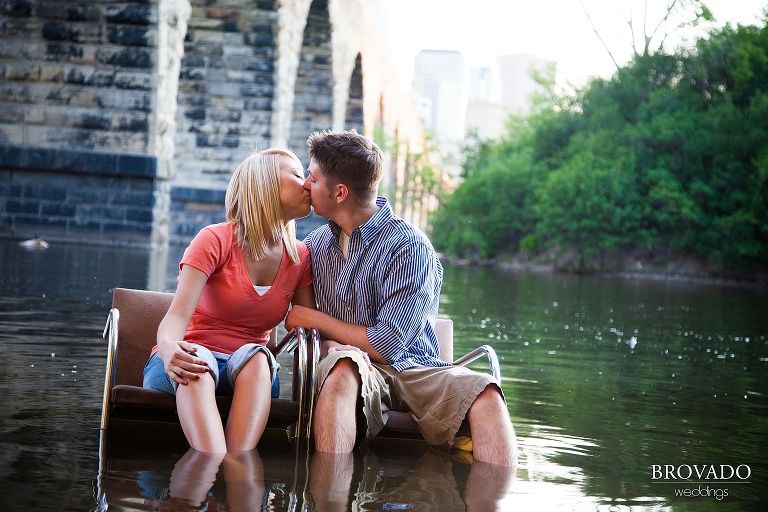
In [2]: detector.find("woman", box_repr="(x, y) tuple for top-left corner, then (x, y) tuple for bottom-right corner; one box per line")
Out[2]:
(143, 148), (314, 453)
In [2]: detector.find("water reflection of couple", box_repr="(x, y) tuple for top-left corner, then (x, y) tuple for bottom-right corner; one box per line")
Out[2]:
(142, 448), (265, 511)
(311, 449), (515, 512)
(142, 129), (515, 468)
(136, 445), (514, 511)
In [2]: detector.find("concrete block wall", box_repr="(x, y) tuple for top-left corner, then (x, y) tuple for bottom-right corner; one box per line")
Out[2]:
(169, 184), (325, 245)
(0, 145), (157, 243)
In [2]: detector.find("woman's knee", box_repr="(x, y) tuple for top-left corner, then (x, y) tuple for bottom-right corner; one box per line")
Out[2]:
(237, 351), (271, 380)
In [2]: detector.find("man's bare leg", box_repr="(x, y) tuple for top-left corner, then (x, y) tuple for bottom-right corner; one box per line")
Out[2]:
(313, 358), (361, 453)
(467, 386), (517, 466)
(464, 459), (515, 512)
(309, 451), (355, 511)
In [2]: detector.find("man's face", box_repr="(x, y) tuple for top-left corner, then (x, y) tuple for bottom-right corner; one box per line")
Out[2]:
(304, 158), (335, 218)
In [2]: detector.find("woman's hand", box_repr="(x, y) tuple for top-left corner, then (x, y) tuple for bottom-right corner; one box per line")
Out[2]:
(157, 339), (209, 386)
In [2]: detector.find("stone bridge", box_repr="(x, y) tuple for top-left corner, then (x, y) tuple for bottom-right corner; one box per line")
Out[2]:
(0, 0), (437, 248)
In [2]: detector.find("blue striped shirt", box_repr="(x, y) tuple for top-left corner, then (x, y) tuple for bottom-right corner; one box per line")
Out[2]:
(305, 197), (449, 371)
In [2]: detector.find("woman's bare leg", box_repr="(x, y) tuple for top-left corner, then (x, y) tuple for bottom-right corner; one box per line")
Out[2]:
(176, 372), (227, 453)
(225, 351), (272, 452)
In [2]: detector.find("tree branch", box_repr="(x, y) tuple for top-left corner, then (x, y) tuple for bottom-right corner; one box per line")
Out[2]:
(580, 0), (621, 70)
(646, 0), (680, 55)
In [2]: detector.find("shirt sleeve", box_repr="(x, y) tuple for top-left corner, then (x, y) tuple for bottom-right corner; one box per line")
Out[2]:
(365, 241), (438, 363)
(180, 226), (224, 277)
(296, 243), (313, 289)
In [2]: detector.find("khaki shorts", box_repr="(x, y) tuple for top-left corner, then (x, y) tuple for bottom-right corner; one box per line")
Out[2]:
(315, 351), (502, 449)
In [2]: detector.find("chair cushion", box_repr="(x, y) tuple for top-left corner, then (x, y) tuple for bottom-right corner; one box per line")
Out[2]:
(112, 385), (177, 410)
(381, 411), (420, 435)
(112, 288), (174, 388)
(111, 385), (299, 428)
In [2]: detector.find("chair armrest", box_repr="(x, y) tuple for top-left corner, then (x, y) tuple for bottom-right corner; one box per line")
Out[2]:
(296, 327), (320, 450)
(453, 345), (501, 385)
(273, 327), (303, 356)
(100, 308), (120, 430)
(279, 326), (319, 449)
(295, 327), (320, 450)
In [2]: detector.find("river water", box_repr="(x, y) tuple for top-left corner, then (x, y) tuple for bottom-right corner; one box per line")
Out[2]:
(1, 239), (766, 511)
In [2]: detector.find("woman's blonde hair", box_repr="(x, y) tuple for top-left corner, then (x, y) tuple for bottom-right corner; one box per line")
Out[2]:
(225, 148), (303, 264)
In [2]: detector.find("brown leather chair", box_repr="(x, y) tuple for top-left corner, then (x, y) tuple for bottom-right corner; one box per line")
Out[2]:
(99, 287), (318, 448)
(375, 318), (502, 439)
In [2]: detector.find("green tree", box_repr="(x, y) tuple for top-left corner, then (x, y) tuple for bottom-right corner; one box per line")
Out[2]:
(430, 16), (768, 274)
(432, 124), (541, 259)
(533, 134), (649, 268)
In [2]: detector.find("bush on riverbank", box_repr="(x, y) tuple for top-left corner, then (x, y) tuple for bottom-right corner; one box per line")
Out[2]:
(430, 17), (768, 282)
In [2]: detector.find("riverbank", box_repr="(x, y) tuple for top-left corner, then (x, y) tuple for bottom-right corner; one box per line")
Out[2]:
(441, 249), (768, 290)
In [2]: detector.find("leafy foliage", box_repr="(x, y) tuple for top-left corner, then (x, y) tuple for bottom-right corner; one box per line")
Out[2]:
(430, 17), (768, 271)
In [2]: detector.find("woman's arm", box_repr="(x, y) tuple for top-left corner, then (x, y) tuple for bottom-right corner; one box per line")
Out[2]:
(291, 284), (316, 309)
(266, 284), (316, 353)
(156, 264), (210, 386)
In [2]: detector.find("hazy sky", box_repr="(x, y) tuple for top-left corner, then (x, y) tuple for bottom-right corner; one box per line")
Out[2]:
(380, 0), (767, 91)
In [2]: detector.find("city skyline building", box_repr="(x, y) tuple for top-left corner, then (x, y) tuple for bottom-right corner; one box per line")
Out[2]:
(466, 53), (556, 139)
(411, 49), (465, 142)
(410, 49), (466, 179)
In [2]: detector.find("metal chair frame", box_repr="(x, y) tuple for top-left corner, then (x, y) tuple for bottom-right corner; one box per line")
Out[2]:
(99, 287), (319, 448)
(98, 288), (500, 448)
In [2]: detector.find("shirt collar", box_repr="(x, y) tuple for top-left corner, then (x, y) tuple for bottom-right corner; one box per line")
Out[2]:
(329, 197), (393, 244)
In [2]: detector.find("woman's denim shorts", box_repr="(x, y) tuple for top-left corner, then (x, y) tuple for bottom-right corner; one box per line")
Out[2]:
(143, 343), (280, 398)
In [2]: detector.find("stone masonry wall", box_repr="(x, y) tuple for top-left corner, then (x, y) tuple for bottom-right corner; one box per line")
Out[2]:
(0, 0), (159, 154)
(0, 0), (170, 245)
(343, 53), (363, 132)
(0, 145), (157, 242)
(167, 0), (281, 244)
(287, 0), (332, 167)
(0, 0), (429, 247)
(172, 0), (279, 191)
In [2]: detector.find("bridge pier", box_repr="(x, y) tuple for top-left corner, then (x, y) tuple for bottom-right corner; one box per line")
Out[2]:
(1, 0), (436, 249)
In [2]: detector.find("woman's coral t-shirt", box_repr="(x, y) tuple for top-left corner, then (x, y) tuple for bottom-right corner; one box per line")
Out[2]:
(180, 222), (312, 354)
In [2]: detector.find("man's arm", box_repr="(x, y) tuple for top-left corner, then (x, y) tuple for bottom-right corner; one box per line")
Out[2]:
(364, 241), (438, 363)
(285, 305), (386, 363)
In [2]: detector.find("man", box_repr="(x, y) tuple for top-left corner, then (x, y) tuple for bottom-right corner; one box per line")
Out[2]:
(286, 130), (516, 466)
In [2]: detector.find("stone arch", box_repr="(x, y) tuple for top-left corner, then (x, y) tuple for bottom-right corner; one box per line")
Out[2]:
(168, 1), (281, 244)
(288, 0), (334, 167)
(0, 0), (434, 246)
(344, 53), (364, 132)
(172, 0), (280, 191)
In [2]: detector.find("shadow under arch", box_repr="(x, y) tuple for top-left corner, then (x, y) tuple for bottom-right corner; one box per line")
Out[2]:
(344, 53), (364, 132)
(289, 0), (334, 168)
